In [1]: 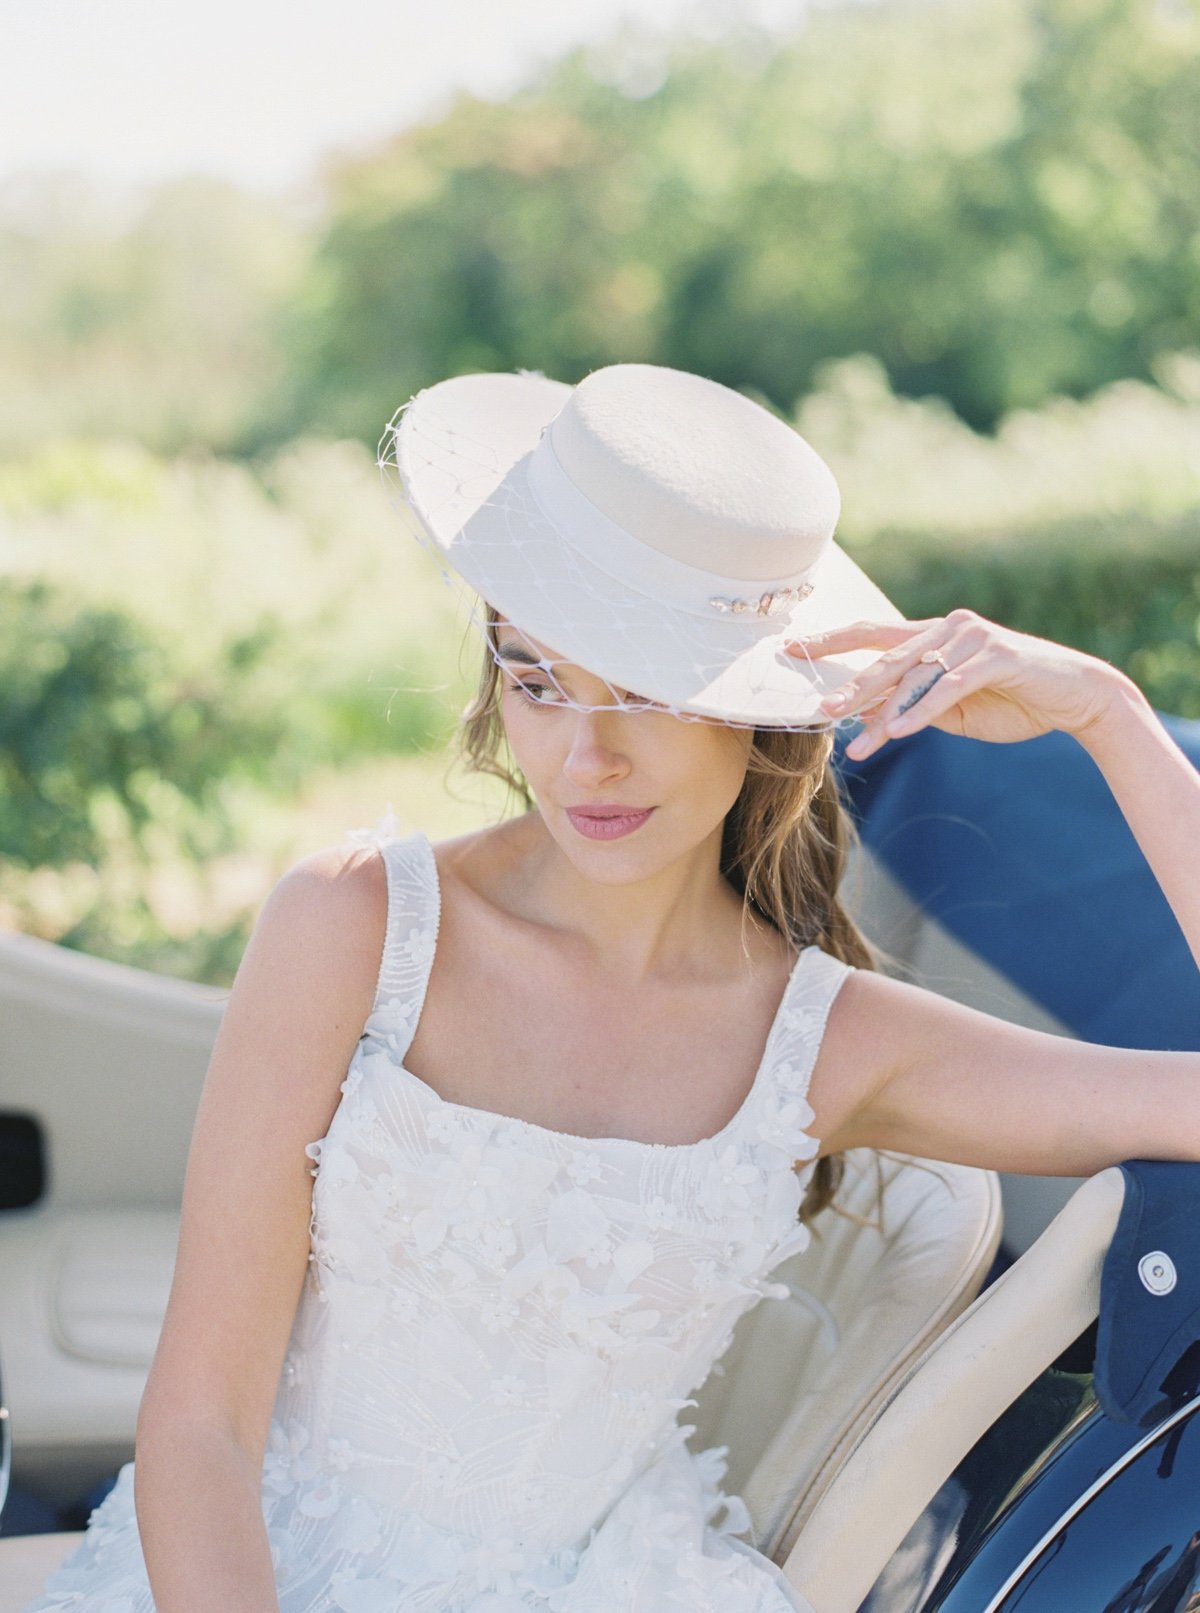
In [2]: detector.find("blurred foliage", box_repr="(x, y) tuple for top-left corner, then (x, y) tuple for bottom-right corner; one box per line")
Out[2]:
(0, 571), (295, 864)
(54, 893), (259, 988)
(0, 434), (477, 968)
(865, 522), (1200, 714)
(1, 0), (1199, 980)
(1, 0), (1197, 451)
(0, 175), (306, 456)
(797, 350), (1200, 541)
(283, 0), (1200, 440)
(0, 576), (287, 871)
(0, 435), (461, 768)
(803, 353), (1200, 715)
(2, 359), (1197, 982)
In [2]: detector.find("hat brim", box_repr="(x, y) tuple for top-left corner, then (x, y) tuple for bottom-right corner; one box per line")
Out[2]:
(392, 371), (906, 727)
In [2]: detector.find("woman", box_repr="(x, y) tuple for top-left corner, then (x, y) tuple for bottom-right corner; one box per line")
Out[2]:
(22, 363), (1200, 1613)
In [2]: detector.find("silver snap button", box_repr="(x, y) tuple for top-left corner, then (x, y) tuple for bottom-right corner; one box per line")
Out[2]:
(1138, 1250), (1177, 1296)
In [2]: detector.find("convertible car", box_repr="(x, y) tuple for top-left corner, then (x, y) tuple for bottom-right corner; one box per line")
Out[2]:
(1, 710), (1198, 1611)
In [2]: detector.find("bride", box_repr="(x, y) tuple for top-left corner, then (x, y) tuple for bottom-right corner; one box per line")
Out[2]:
(24, 363), (1199, 1613)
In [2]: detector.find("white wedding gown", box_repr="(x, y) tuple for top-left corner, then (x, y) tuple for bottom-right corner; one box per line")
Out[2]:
(21, 826), (853, 1613)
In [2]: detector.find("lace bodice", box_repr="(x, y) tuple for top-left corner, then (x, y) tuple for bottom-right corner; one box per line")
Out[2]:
(22, 824), (854, 1613)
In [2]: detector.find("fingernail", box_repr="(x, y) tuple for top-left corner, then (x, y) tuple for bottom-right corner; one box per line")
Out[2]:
(821, 691), (847, 709)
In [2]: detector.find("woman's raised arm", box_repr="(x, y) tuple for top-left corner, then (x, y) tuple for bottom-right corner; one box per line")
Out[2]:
(790, 606), (1200, 968)
(790, 608), (1200, 1176)
(1068, 680), (1200, 973)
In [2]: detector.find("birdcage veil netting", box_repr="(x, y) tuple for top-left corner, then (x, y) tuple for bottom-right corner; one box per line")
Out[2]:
(376, 391), (878, 739)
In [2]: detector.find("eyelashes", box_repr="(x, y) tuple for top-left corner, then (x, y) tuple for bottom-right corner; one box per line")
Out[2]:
(508, 678), (662, 713)
(511, 679), (561, 708)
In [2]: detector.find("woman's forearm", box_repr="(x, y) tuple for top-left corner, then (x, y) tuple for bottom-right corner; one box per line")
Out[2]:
(134, 1419), (280, 1613)
(1076, 668), (1200, 974)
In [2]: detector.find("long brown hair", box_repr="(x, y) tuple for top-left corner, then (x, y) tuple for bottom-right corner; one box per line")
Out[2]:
(453, 603), (890, 1224)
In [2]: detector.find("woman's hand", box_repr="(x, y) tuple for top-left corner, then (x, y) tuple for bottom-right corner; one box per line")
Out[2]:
(786, 607), (1140, 759)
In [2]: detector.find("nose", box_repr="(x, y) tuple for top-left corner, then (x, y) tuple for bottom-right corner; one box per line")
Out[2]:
(561, 707), (634, 789)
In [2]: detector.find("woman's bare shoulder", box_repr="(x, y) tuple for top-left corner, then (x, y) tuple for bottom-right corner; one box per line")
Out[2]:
(258, 821), (520, 986)
(250, 819), (524, 983)
(238, 841), (390, 1026)
(270, 838), (388, 925)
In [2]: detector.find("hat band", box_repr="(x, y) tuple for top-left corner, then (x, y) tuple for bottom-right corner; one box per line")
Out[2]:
(524, 433), (826, 623)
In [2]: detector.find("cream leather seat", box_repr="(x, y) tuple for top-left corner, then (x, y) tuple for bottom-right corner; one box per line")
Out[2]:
(0, 926), (219, 1496)
(778, 1166), (1126, 1612)
(0, 1533), (86, 1612)
(0, 1205), (182, 1504)
(690, 1148), (1002, 1558)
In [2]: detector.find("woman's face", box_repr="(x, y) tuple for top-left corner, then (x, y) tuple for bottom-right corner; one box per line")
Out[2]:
(494, 619), (754, 879)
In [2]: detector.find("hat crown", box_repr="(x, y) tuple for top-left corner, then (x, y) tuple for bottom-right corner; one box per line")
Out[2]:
(385, 360), (900, 727)
(545, 363), (840, 582)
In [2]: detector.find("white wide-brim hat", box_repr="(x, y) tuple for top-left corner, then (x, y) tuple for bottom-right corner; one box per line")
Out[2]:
(382, 362), (904, 728)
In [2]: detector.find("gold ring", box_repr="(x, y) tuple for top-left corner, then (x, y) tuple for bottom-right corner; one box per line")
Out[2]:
(919, 649), (951, 673)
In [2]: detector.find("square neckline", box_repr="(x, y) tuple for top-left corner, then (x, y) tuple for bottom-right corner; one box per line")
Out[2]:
(378, 829), (819, 1154)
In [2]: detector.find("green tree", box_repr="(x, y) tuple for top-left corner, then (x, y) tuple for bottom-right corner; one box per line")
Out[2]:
(283, 0), (1200, 440)
(0, 577), (284, 870)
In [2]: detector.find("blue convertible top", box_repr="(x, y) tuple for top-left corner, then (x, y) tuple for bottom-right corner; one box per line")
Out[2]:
(1096, 1159), (1200, 1425)
(833, 710), (1200, 1431)
(832, 711), (1200, 1049)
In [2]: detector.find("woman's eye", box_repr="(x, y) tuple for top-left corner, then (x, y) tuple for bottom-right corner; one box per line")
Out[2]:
(616, 688), (664, 711)
(507, 675), (662, 711)
(514, 679), (560, 706)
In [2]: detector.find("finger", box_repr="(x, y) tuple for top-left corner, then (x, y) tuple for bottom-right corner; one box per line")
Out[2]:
(816, 623), (962, 715)
(845, 650), (985, 757)
(881, 657), (981, 735)
(845, 665), (972, 756)
(783, 618), (942, 658)
(844, 727), (879, 760)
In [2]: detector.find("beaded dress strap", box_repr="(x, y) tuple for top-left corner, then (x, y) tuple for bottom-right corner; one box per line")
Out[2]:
(756, 946), (854, 1125)
(341, 816), (440, 1045)
(372, 831), (440, 1023)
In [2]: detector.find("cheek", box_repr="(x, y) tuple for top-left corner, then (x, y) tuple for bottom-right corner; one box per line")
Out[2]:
(712, 729), (755, 801)
(498, 696), (559, 776)
(667, 722), (753, 808)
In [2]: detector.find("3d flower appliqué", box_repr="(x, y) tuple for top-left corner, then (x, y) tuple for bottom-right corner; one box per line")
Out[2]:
(263, 1418), (321, 1498)
(566, 1148), (606, 1186)
(696, 1142), (763, 1219)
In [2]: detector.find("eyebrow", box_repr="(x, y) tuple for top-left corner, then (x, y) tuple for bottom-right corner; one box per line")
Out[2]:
(496, 642), (547, 668)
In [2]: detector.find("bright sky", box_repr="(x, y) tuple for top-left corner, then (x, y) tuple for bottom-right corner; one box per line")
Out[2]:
(3, 0), (805, 199)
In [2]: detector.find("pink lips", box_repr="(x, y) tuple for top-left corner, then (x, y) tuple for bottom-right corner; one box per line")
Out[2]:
(566, 806), (655, 841)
